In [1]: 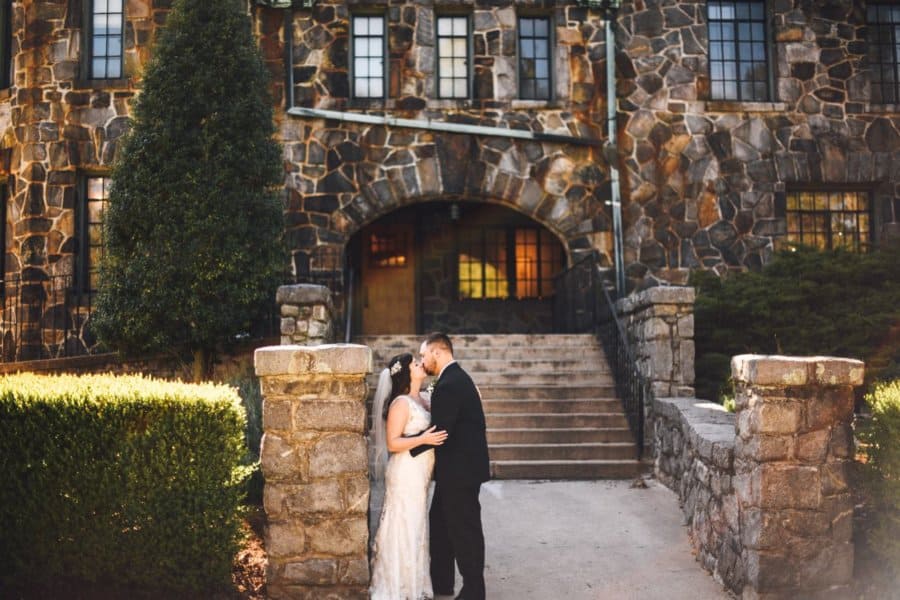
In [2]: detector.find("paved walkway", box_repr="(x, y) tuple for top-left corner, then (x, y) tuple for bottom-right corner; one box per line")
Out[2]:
(440, 479), (733, 600)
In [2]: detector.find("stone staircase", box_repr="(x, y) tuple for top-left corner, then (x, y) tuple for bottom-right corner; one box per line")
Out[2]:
(354, 334), (642, 480)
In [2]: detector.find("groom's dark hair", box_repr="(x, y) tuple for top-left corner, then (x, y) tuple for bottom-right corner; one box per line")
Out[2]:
(425, 332), (453, 355)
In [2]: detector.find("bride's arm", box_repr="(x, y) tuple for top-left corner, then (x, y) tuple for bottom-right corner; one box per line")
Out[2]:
(386, 398), (447, 453)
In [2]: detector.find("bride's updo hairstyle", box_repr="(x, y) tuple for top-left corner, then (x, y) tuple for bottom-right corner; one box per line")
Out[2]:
(383, 352), (414, 418)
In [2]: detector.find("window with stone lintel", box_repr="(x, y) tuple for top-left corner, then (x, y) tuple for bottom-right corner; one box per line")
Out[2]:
(88, 0), (125, 80)
(783, 190), (871, 253)
(351, 15), (386, 99)
(518, 16), (551, 100)
(436, 15), (470, 99)
(868, 3), (900, 104)
(76, 176), (110, 293)
(707, 0), (770, 102)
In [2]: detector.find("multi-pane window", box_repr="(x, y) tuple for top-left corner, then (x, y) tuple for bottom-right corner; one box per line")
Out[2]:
(785, 190), (870, 252)
(437, 16), (469, 99)
(352, 16), (385, 99)
(458, 228), (563, 300)
(868, 3), (900, 104)
(707, 1), (769, 101)
(78, 176), (110, 292)
(369, 230), (407, 268)
(0, 0), (11, 88)
(518, 17), (551, 100)
(90, 0), (124, 79)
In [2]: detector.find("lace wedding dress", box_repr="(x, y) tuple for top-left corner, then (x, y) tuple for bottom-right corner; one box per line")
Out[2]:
(370, 395), (435, 600)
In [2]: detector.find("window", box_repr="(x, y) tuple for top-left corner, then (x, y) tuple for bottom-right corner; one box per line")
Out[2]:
(707, 1), (769, 101)
(77, 176), (110, 292)
(785, 190), (870, 252)
(0, 0), (11, 88)
(352, 15), (385, 99)
(458, 228), (563, 300)
(518, 17), (551, 100)
(89, 0), (124, 79)
(437, 16), (469, 99)
(868, 3), (900, 104)
(369, 230), (407, 268)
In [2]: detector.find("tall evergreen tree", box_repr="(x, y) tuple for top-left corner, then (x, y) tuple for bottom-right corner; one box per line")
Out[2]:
(93, 0), (284, 381)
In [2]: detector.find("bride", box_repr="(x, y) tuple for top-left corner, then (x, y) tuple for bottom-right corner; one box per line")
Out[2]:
(370, 353), (448, 600)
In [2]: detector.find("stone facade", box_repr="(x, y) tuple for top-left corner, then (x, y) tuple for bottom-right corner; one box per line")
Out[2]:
(1, 0), (899, 351)
(618, 1), (900, 285)
(277, 283), (335, 345)
(651, 355), (864, 599)
(255, 343), (372, 600)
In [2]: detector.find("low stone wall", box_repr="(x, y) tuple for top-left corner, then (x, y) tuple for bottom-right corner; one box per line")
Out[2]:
(255, 344), (372, 600)
(653, 397), (741, 591)
(277, 284), (334, 346)
(652, 355), (864, 599)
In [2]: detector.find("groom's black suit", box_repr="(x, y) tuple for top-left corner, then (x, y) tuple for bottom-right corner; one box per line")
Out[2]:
(411, 361), (490, 599)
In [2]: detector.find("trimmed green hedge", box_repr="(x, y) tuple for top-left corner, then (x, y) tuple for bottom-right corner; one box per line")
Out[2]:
(692, 246), (900, 402)
(0, 374), (252, 593)
(858, 380), (900, 574)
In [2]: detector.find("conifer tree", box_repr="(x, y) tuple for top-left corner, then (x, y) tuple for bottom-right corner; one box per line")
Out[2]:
(93, 0), (284, 381)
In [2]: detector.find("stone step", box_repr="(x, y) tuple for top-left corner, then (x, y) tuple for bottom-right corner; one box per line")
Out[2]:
(482, 399), (622, 413)
(486, 427), (634, 444)
(355, 333), (601, 351)
(485, 413), (629, 429)
(470, 372), (615, 386)
(489, 442), (636, 461)
(490, 459), (643, 480)
(456, 359), (613, 373)
(477, 385), (618, 400)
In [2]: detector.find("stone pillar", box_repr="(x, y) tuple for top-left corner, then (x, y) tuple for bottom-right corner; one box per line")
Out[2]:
(617, 286), (695, 399)
(255, 344), (372, 600)
(277, 284), (334, 346)
(731, 355), (863, 599)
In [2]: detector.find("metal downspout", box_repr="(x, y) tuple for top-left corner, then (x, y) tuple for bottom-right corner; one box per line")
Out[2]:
(605, 5), (626, 296)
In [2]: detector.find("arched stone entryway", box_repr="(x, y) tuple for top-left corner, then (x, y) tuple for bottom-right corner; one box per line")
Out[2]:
(347, 201), (569, 335)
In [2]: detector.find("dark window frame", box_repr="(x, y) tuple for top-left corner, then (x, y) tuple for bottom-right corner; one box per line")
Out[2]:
(707, 0), (772, 102)
(517, 15), (553, 101)
(457, 226), (563, 301)
(868, 3), (900, 104)
(84, 0), (125, 81)
(350, 13), (387, 100)
(436, 14), (471, 100)
(783, 189), (872, 253)
(75, 174), (111, 294)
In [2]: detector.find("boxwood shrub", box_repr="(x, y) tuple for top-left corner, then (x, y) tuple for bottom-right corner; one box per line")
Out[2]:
(0, 373), (252, 593)
(857, 380), (900, 575)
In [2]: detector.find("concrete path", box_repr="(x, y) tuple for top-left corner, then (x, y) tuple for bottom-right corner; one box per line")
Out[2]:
(438, 479), (733, 600)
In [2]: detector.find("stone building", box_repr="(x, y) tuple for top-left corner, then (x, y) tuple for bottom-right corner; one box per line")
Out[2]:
(0, 0), (898, 358)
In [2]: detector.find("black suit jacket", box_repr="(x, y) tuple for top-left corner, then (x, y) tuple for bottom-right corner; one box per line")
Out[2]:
(410, 362), (491, 487)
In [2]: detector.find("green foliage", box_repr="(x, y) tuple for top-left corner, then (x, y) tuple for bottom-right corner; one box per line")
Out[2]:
(225, 363), (264, 505)
(692, 246), (900, 402)
(0, 374), (252, 593)
(858, 380), (900, 574)
(92, 0), (285, 378)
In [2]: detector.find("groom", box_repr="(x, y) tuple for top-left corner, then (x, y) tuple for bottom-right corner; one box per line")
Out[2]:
(411, 332), (490, 600)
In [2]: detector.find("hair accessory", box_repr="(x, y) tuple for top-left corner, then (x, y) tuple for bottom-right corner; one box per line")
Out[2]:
(389, 361), (402, 376)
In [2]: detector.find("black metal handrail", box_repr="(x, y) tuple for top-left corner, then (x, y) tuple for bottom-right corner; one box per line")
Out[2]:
(553, 251), (648, 458)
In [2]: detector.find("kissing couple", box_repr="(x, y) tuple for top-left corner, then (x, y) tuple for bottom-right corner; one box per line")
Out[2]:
(369, 332), (491, 600)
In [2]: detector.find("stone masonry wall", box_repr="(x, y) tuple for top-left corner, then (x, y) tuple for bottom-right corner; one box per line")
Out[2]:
(651, 355), (864, 599)
(617, 285), (695, 398)
(277, 283), (334, 346)
(282, 1), (615, 280)
(618, 0), (900, 288)
(256, 343), (372, 600)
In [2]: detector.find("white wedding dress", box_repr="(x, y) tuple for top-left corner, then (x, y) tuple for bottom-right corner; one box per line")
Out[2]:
(370, 395), (435, 600)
